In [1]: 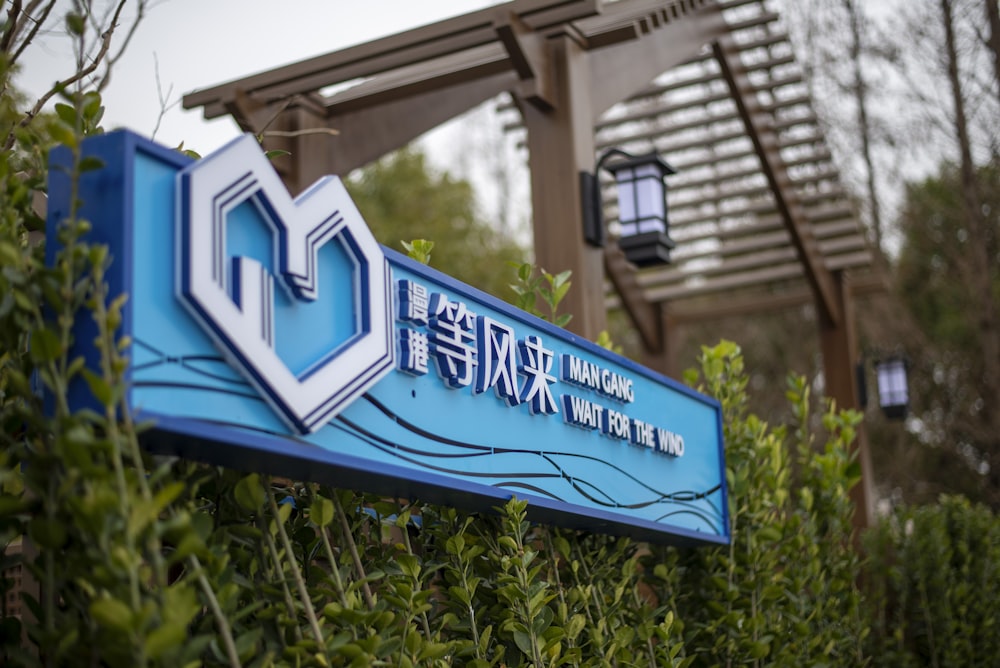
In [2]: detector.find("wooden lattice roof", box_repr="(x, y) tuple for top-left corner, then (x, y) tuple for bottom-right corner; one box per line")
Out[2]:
(497, 0), (880, 322)
(186, 0), (880, 328)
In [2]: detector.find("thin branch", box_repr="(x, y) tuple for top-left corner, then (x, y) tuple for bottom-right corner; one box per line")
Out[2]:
(98, 0), (147, 92)
(8, 0), (59, 66)
(2, 0), (128, 152)
(333, 492), (375, 610)
(263, 127), (340, 138)
(254, 95), (295, 136)
(265, 480), (327, 654)
(1, 0), (24, 52)
(189, 555), (243, 668)
(150, 51), (179, 140)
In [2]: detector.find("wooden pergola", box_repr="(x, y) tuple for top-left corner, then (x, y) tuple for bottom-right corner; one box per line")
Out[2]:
(184, 0), (882, 527)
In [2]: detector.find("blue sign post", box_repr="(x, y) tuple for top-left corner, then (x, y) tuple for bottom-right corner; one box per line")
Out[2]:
(47, 131), (729, 546)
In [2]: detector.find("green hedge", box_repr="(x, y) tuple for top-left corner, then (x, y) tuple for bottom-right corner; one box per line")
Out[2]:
(863, 496), (1000, 666)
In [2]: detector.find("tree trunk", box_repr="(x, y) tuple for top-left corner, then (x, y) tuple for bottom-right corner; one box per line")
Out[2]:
(939, 0), (1000, 456)
(843, 0), (884, 253)
(985, 0), (1000, 110)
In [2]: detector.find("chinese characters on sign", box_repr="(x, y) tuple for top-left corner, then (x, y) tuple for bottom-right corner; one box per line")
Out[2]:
(394, 279), (684, 457)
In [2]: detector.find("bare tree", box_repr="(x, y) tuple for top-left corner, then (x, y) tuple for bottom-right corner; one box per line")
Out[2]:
(938, 0), (1000, 439)
(779, 0), (895, 254)
(842, 0), (885, 252)
(984, 0), (1000, 110)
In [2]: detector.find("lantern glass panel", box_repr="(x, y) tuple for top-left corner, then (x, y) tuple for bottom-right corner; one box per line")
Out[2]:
(633, 163), (666, 233)
(876, 358), (908, 409)
(614, 167), (638, 235)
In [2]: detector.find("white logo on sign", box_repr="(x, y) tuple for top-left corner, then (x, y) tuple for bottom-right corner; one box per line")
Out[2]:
(176, 135), (394, 434)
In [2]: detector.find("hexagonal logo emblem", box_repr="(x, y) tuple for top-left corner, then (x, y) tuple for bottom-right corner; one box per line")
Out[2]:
(176, 135), (394, 434)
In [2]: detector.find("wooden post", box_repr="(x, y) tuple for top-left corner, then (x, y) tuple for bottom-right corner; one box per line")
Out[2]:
(644, 304), (679, 379)
(819, 271), (874, 530)
(519, 34), (607, 340)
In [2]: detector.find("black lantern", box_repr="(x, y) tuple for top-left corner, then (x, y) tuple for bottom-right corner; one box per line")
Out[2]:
(580, 149), (676, 267)
(875, 356), (909, 420)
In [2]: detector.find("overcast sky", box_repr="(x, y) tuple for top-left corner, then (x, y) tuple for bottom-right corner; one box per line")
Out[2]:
(17, 1), (505, 155)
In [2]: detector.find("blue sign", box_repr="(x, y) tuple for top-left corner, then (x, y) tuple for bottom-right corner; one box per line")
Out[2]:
(47, 131), (729, 546)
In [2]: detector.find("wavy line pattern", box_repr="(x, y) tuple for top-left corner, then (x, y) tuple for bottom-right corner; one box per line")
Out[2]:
(132, 337), (724, 535)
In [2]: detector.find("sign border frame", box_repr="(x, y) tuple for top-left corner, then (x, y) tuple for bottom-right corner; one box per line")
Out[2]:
(46, 130), (730, 547)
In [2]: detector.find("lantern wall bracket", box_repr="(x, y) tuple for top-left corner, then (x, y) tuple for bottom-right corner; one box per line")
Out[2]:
(581, 148), (630, 247)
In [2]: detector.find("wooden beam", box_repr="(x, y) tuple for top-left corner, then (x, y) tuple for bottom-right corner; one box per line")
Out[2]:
(713, 35), (841, 325)
(604, 245), (662, 352)
(494, 10), (556, 109)
(588, 0), (728, 118)
(184, 0), (601, 116)
(669, 286), (815, 322)
(641, 304), (679, 377)
(596, 72), (804, 133)
(638, 215), (863, 277)
(328, 73), (514, 175)
(611, 266), (887, 323)
(665, 182), (848, 217)
(316, 44), (512, 115)
(636, 246), (872, 301)
(664, 158), (833, 195)
(263, 72), (515, 186)
(223, 88), (277, 134)
(825, 251), (874, 271)
(646, 262), (804, 301)
(495, 33), (790, 114)
(670, 198), (778, 227)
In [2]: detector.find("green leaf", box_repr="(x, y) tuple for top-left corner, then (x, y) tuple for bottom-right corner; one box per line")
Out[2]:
(28, 327), (62, 363)
(55, 103), (77, 126)
(47, 119), (78, 148)
(418, 641), (451, 661)
(448, 585), (472, 606)
(747, 640), (770, 659)
(153, 481), (186, 514)
(551, 270), (571, 289)
(757, 526), (782, 542)
(0, 495), (30, 518)
(566, 613), (586, 640)
(275, 498), (293, 525)
(65, 12), (85, 36)
(444, 534), (465, 555)
(531, 604), (554, 636)
(311, 494), (335, 527)
(401, 239), (434, 265)
(553, 313), (572, 328)
(80, 368), (113, 406)
(234, 626), (263, 661)
(498, 535), (518, 553)
(234, 473), (265, 511)
(28, 516), (67, 549)
(513, 629), (534, 656)
(145, 621), (185, 659)
(83, 92), (103, 121)
(89, 597), (133, 633)
(78, 156), (105, 173)
(396, 553), (420, 579)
